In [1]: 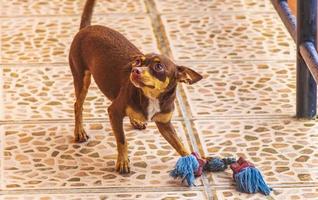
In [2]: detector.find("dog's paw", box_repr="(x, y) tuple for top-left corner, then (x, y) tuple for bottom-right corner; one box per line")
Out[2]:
(74, 128), (89, 143)
(130, 118), (147, 130)
(116, 157), (130, 174)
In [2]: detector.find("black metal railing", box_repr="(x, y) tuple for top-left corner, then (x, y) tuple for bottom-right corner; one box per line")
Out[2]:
(271, 0), (318, 119)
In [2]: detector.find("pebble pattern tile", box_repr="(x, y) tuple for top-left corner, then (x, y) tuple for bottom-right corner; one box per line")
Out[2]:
(1, 15), (158, 64)
(182, 61), (296, 118)
(162, 13), (295, 61)
(0, 0), (146, 16)
(0, 66), (4, 118)
(3, 66), (89, 120)
(1, 0), (317, 198)
(154, 0), (274, 13)
(0, 126), (3, 189)
(194, 119), (318, 185)
(3, 191), (207, 200)
(2, 121), (197, 189)
(215, 187), (318, 200)
(2, 66), (180, 120)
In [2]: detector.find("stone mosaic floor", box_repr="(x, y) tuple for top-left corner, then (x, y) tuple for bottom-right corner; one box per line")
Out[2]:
(0, 0), (317, 200)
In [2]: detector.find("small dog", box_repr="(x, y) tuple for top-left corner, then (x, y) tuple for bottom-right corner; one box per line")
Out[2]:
(69, 0), (202, 173)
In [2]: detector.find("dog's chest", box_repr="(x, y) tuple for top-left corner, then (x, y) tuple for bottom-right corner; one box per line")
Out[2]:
(147, 98), (161, 121)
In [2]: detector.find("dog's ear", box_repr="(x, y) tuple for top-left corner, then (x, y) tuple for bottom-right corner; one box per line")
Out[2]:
(176, 66), (203, 84)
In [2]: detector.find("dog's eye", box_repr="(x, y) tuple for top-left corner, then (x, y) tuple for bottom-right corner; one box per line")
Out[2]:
(154, 63), (164, 72)
(134, 59), (142, 67)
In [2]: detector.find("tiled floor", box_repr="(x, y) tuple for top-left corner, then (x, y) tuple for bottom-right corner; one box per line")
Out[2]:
(2, 191), (207, 200)
(162, 13), (295, 61)
(1, 15), (157, 64)
(0, 0), (317, 200)
(3, 121), (194, 189)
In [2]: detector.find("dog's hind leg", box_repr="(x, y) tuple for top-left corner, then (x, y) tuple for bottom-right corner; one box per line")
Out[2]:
(71, 62), (91, 143)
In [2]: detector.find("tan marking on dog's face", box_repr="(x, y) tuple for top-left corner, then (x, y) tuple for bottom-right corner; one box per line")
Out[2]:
(130, 53), (202, 99)
(130, 54), (171, 99)
(139, 70), (169, 99)
(153, 57), (160, 62)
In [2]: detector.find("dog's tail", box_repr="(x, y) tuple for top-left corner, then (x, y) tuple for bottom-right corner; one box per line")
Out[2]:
(80, 0), (96, 30)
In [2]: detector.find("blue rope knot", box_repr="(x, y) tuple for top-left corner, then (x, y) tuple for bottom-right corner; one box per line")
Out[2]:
(203, 157), (236, 172)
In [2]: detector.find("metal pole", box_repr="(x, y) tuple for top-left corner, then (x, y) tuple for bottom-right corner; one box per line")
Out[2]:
(271, 0), (296, 42)
(296, 0), (317, 118)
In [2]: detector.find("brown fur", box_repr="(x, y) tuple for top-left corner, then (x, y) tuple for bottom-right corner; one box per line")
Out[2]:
(69, 0), (202, 173)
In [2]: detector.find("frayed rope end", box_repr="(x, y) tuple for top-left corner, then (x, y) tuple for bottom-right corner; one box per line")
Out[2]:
(231, 157), (272, 196)
(170, 154), (199, 186)
(234, 167), (272, 195)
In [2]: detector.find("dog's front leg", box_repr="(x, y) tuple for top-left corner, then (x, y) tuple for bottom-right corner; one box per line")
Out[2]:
(108, 103), (130, 174)
(155, 121), (190, 157)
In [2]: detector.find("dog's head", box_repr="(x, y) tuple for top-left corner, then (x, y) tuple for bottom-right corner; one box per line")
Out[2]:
(129, 53), (202, 99)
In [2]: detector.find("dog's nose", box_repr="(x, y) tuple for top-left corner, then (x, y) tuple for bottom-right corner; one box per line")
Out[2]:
(131, 68), (141, 75)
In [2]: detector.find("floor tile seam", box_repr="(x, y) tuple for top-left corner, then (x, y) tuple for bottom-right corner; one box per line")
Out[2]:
(189, 114), (297, 119)
(0, 117), (185, 125)
(187, 115), (309, 121)
(0, 10), (279, 19)
(97, 184), (318, 198)
(0, 13), (148, 19)
(0, 65), (4, 121)
(209, 182), (318, 189)
(0, 113), (300, 125)
(0, 59), (297, 67)
(1, 125), (4, 190)
(0, 186), (206, 195)
(158, 11), (277, 15)
(143, 0), (213, 199)
(1, 63), (69, 68)
(175, 59), (296, 64)
(174, 59), (297, 62)
(176, 91), (215, 200)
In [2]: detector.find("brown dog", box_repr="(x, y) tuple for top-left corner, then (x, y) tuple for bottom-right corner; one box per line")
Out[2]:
(69, 0), (202, 174)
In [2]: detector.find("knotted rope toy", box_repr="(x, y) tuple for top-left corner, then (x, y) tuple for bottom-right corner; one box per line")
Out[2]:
(230, 157), (272, 195)
(170, 153), (272, 196)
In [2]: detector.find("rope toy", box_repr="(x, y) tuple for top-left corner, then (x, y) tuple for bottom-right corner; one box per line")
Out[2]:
(169, 152), (202, 186)
(230, 157), (272, 195)
(170, 152), (271, 196)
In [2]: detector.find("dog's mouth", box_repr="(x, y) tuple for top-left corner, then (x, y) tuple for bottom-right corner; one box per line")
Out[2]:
(130, 74), (155, 89)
